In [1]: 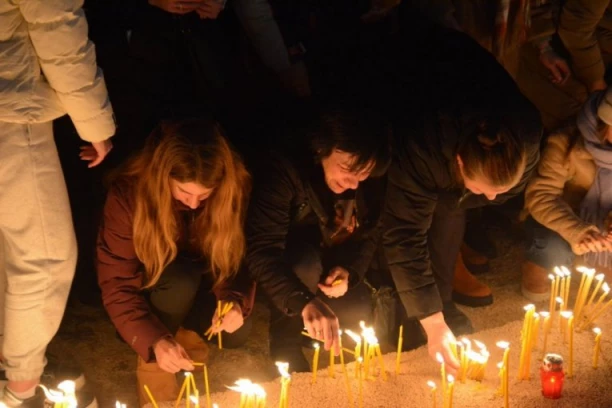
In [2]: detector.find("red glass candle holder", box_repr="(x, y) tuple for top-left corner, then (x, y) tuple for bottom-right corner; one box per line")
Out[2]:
(540, 353), (565, 399)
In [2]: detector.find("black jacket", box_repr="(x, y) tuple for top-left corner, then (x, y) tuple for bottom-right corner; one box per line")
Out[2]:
(245, 145), (384, 317)
(381, 22), (543, 319)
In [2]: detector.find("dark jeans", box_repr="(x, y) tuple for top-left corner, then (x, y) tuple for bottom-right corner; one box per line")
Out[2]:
(429, 195), (467, 303)
(147, 256), (252, 349)
(523, 216), (574, 270)
(268, 241), (371, 352)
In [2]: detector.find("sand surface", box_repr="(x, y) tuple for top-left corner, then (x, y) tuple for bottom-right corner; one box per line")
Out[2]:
(145, 316), (612, 408)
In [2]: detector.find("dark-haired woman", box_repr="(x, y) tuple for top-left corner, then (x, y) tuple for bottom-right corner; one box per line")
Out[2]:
(246, 105), (391, 373)
(522, 87), (612, 301)
(96, 119), (253, 405)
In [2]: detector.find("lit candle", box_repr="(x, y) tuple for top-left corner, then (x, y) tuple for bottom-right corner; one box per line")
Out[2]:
(338, 330), (354, 407)
(496, 341), (510, 408)
(191, 394), (200, 408)
(396, 325), (403, 376)
(561, 266), (571, 307)
(357, 357), (364, 408)
(436, 352), (446, 396)
(228, 379), (265, 408)
(593, 327), (602, 369)
(574, 267), (596, 321)
(556, 268), (566, 312)
(530, 313), (540, 349)
(143, 385), (159, 408)
(574, 267), (588, 310)
(548, 274), (556, 319)
(518, 304), (535, 380)
(460, 338), (471, 383)
(555, 297), (563, 328)
(186, 373), (192, 408)
(312, 343), (320, 383)
(447, 375), (455, 408)
(276, 362), (291, 408)
(540, 312), (551, 356)
(115, 402), (126, 408)
(345, 329), (362, 379)
(560, 311), (574, 377)
(427, 381), (437, 408)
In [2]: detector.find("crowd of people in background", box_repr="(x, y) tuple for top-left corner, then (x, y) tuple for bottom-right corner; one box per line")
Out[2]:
(3, 0), (612, 407)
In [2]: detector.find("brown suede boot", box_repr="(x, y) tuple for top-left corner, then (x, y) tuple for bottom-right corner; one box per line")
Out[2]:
(521, 260), (551, 302)
(175, 327), (210, 366)
(460, 243), (490, 275)
(136, 357), (179, 407)
(451, 252), (494, 307)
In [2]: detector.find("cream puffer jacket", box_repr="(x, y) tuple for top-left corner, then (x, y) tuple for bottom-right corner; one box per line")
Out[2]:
(0, 0), (115, 142)
(525, 127), (601, 254)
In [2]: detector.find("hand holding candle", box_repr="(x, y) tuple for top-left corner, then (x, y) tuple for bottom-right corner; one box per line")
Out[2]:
(318, 266), (350, 298)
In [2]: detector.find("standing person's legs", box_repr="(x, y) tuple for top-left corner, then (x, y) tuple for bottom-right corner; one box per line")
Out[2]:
(428, 197), (473, 335)
(268, 242), (323, 373)
(0, 122), (76, 396)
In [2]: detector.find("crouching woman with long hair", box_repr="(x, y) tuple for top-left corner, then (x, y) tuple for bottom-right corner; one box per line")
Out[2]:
(96, 119), (253, 405)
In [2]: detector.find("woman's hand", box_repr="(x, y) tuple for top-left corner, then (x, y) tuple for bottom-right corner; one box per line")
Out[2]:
(302, 298), (340, 355)
(212, 302), (244, 334)
(153, 337), (195, 373)
(318, 266), (349, 298)
(577, 231), (612, 254)
(79, 139), (112, 168)
(420, 312), (460, 375)
(149, 0), (204, 14)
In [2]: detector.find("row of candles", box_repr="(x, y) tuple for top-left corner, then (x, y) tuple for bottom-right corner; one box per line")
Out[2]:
(36, 264), (609, 408)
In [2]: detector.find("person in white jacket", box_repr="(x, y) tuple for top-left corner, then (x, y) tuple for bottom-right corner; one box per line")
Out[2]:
(0, 0), (115, 405)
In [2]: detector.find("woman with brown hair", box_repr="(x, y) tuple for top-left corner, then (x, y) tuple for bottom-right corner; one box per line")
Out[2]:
(96, 118), (253, 405)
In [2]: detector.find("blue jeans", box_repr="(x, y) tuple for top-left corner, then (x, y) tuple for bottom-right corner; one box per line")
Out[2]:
(524, 217), (575, 270)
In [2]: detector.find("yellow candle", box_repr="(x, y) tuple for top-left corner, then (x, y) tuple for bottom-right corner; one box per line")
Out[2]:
(436, 352), (446, 396)
(518, 304), (535, 380)
(575, 267), (596, 321)
(217, 300), (223, 349)
(427, 381), (437, 408)
(593, 327), (602, 369)
(357, 357), (363, 408)
(375, 344), (387, 381)
(530, 313), (540, 349)
(582, 295), (612, 330)
(338, 332), (354, 407)
(460, 338), (471, 383)
(558, 274), (566, 312)
(561, 267), (571, 307)
(561, 312), (574, 377)
(186, 373), (192, 408)
(585, 274), (605, 312)
(143, 385), (159, 408)
(312, 343), (320, 383)
(396, 325), (403, 376)
(191, 392), (200, 408)
(329, 348), (336, 378)
(574, 267), (588, 311)
(276, 362), (290, 408)
(548, 274), (556, 318)
(176, 374), (188, 406)
(204, 364), (211, 408)
(446, 375), (455, 408)
(540, 312), (551, 356)
(496, 341), (510, 408)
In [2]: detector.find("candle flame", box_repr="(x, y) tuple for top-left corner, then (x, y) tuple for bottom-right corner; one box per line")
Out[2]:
(553, 266), (562, 276)
(496, 341), (509, 349)
(555, 297), (564, 305)
(576, 266), (595, 276)
(357, 357), (363, 363)
(560, 311), (573, 319)
(561, 266), (571, 276)
(548, 274), (555, 281)
(275, 361), (290, 378)
(344, 329), (361, 344)
(523, 304), (535, 311)
(184, 372), (192, 378)
(213, 404), (219, 408)
(436, 352), (444, 364)
(313, 342), (320, 349)
(539, 311), (550, 317)
(594, 327), (602, 335)
(461, 337), (471, 347)
(190, 396), (198, 404)
(115, 402), (127, 408)
(427, 380), (436, 389)
(447, 374), (455, 383)
(595, 273), (605, 282)
(39, 381), (77, 408)
(603, 283), (610, 294)
(473, 340), (487, 351)
(227, 379), (262, 394)
(497, 362), (503, 369)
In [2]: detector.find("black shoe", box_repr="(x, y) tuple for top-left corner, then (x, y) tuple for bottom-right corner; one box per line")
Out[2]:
(442, 302), (473, 337)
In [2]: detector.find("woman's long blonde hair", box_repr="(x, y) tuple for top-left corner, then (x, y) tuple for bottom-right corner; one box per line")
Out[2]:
(117, 119), (250, 288)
